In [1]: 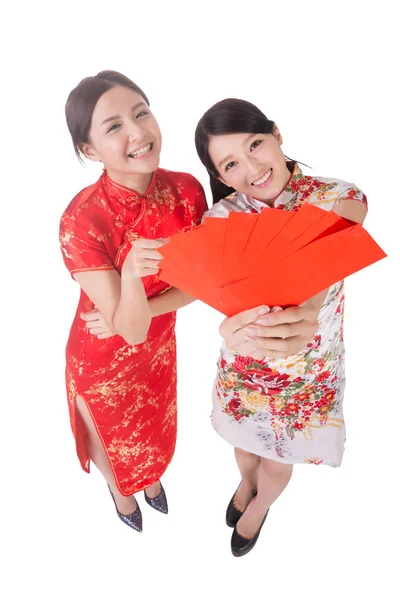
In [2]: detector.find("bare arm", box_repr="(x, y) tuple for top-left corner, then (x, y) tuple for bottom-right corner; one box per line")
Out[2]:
(148, 288), (195, 317)
(81, 285), (196, 339)
(332, 198), (367, 224)
(75, 238), (165, 346)
(74, 269), (151, 346)
(220, 198), (369, 358)
(298, 199), (367, 315)
(82, 200), (369, 344)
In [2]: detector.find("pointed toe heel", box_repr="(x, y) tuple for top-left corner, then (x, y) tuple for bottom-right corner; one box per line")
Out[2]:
(144, 481), (168, 514)
(108, 485), (143, 532)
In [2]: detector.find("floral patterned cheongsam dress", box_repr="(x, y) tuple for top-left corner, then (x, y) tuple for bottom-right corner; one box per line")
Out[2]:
(204, 162), (367, 467)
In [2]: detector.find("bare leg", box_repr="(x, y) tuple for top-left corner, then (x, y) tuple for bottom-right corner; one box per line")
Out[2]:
(232, 448), (261, 511)
(75, 395), (138, 515)
(236, 457), (293, 539)
(144, 481), (161, 498)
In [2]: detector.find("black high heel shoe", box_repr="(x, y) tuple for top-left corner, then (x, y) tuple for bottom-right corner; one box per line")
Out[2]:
(144, 481), (168, 514)
(226, 485), (257, 528)
(108, 485), (142, 532)
(231, 508), (270, 557)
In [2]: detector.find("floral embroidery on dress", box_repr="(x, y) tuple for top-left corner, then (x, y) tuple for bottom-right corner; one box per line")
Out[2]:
(205, 163), (365, 467)
(60, 168), (207, 494)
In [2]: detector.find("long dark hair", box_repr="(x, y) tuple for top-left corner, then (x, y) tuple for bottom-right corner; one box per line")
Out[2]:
(65, 70), (149, 162)
(195, 98), (280, 204)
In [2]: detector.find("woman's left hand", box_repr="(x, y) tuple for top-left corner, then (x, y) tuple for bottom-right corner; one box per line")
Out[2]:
(80, 309), (117, 339)
(219, 304), (319, 360)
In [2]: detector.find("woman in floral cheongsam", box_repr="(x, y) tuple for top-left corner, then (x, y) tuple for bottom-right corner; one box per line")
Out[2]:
(60, 71), (207, 531)
(194, 98), (368, 557)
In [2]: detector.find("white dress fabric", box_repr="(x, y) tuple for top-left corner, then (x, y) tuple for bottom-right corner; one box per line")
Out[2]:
(204, 163), (367, 467)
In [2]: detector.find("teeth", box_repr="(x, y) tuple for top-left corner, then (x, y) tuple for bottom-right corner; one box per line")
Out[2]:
(129, 143), (152, 158)
(252, 169), (272, 186)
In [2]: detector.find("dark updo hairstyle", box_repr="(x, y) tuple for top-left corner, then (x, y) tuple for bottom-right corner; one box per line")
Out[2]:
(195, 98), (279, 204)
(65, 70), (150, 162)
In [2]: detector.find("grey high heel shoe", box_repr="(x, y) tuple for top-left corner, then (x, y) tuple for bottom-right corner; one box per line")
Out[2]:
(108, 485), (143, 532)
(144, 481), (168, 514)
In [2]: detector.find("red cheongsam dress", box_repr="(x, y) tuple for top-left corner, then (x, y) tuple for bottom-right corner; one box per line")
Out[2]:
(59, 168), (207, 495)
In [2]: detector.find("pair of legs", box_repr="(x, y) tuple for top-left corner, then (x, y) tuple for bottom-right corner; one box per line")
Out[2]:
(233, 447), (293, 538)
(75, 396), (161, 515)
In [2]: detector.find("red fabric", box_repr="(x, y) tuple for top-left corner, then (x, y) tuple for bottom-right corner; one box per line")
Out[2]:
(60, 169), (207, 495)
(159, 203), (386, 317)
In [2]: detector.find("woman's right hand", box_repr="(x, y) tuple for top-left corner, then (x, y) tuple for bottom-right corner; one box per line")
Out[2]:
(121, 238), (169, 279)
(219, 304), (318, 360)
(81, 309), (116, 339)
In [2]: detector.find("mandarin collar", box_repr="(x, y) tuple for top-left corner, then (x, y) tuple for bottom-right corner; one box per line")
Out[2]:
(235, 162), (307, 210)
(271, 162), (304, 208)
(102, 169), (158, 206)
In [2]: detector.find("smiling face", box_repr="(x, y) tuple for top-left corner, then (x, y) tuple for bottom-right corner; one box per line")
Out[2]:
(81, 85), (162, 190)
(208, 129), (292, 204)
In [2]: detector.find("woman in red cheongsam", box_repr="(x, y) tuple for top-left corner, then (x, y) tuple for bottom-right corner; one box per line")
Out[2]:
(60, 71), (207, 531)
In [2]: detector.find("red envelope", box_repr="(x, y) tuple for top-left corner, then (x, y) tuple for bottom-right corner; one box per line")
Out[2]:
(158, 204), (387, 316)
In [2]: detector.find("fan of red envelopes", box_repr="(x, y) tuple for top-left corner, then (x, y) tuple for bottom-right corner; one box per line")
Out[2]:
(158, 203), (386, 317)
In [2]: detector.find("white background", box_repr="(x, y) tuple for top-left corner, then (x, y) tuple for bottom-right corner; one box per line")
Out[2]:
(2, 1), (399, 599)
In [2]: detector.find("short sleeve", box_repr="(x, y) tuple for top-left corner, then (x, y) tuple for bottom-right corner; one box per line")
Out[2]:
(335, 184), (368, 208)
(59, 213), (114, 278)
